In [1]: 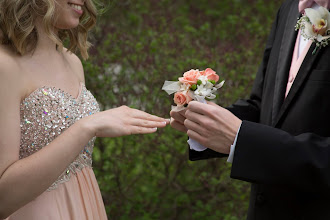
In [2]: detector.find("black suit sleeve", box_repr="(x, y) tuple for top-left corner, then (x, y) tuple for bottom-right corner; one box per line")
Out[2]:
(231, 121), (330, 193)
(189, 3), (282, 161)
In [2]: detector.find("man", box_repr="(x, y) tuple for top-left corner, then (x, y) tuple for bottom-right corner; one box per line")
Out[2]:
(170, 0), (330, 219)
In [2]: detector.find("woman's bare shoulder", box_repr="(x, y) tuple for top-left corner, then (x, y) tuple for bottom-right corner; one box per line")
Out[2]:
(0, 44), (24, 97)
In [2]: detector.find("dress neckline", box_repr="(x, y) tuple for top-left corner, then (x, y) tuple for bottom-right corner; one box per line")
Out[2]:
(20, 82), (85, 104)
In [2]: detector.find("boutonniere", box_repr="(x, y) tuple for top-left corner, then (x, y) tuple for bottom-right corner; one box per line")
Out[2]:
(296, 6), (330, 54)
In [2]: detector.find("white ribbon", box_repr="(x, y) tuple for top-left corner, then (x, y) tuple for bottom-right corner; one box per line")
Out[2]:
(171, 105), (186, 112)
(162, 81), (181, 95)
(188, 98), (207, 152)
(188, 138), (207, 151)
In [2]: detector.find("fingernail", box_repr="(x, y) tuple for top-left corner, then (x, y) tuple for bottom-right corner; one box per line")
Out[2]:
(154, 127), (158, 130)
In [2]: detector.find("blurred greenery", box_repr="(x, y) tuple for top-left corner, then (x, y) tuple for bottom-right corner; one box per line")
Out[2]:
(83, 0), (283, 219)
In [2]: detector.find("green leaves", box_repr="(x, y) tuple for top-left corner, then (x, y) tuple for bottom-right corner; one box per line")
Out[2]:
(190, 84), (197, 91)
(209, 79), (216, 85)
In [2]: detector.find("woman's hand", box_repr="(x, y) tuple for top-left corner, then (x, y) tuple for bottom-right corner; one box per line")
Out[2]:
(83, 106), (169, 138)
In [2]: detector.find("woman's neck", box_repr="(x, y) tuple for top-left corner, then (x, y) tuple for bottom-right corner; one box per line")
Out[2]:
(33, 18), (60, 57)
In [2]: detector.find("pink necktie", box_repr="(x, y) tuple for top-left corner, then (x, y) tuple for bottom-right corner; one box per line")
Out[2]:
(299, 0), (330, 13)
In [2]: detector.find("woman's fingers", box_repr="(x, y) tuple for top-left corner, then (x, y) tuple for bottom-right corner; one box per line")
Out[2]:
(131, 108), (168, 123)
(130, 118), (167, 128)
(130, 126), (158, 134)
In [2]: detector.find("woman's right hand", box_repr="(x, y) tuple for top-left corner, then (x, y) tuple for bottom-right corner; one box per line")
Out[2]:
(83, 106), (169, 138)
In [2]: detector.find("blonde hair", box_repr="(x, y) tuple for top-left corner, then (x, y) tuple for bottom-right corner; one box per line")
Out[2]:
(0, 0), (98, 60)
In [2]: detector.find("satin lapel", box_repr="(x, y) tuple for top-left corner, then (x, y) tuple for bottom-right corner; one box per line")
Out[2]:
(271, 1), (300, 126)
(274, 43), (322, 127)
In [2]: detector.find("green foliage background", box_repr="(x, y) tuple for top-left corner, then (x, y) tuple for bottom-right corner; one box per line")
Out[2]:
(83, 0), (283, 219)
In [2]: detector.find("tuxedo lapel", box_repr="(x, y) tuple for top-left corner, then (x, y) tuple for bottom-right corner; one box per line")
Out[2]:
(274, 43), (322, 127)
(271, 0), (300, 126)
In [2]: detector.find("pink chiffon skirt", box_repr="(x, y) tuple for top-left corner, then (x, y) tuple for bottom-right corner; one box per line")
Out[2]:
(5, 167), (107, 220)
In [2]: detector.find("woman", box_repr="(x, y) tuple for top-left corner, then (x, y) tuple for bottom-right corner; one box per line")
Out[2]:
(0, 0), (168, 219)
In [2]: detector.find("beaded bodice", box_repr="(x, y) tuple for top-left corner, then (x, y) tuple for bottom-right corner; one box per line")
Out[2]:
(20, 84), (100, 191)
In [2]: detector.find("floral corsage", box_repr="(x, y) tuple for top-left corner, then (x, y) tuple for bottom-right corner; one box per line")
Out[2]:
(162, 68), (225, 111)
(296, 6), (330, 54)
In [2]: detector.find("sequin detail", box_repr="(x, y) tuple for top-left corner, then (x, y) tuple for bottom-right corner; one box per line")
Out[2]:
(19, 84), (100, 191)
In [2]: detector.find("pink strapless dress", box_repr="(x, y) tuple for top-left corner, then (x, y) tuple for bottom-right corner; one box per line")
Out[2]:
(5, 83), (108, 220)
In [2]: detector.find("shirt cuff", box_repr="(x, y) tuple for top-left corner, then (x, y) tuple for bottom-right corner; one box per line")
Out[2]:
(227, 122), (242, 163)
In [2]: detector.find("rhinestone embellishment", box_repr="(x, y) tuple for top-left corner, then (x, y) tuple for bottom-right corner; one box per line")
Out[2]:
(19, 85), (100, 191)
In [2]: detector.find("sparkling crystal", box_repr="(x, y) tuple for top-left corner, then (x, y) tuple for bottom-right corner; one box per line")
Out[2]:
(19, 84), (100, 191)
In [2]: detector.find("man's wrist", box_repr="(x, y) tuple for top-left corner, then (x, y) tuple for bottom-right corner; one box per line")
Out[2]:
(227, 121), (242, 163)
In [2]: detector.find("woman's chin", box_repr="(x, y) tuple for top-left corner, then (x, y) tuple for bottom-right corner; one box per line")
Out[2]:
(56, 21), (80, 30)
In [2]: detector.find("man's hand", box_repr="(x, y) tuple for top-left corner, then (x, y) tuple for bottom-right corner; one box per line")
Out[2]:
(184, 101), (242, 154)
(170, 109), (187, 133)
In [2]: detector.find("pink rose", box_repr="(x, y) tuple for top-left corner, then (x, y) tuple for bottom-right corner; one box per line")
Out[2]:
(174, 92), (192, 106)
(201, 68), (219, 82)
(179, 69), (201, 85)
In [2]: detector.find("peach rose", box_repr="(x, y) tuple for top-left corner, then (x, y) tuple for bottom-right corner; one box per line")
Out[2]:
(174, 92), (192, 106)
(179, 69), (201, 85)
(201, 68), (219, 82)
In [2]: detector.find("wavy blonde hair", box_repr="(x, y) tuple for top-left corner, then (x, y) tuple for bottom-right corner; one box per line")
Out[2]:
(0, 0), (98, 60)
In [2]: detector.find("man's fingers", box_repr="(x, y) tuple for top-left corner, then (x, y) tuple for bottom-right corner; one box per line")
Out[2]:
(187, 129), (206, 145)
(206, 101), (218, 107)
(178, 109), (187, 116)
(185, 109), (208, 125)
(170, 110), (186, 124)
(189, 101), (226, 121)
(185, 118), (211, 137)
(170, 119), (187, 133)
(187, 101), (209, 115)
(184, 119), (201, 133)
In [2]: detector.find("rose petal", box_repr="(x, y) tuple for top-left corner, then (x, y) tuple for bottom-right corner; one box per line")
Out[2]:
(204, 68), (216, 75)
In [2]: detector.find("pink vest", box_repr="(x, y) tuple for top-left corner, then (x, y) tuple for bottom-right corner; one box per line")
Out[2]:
(285, 30), (312, 97)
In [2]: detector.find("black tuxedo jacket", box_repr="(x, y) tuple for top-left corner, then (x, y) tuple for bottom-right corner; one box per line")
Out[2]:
(189, 0), (330, 219)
